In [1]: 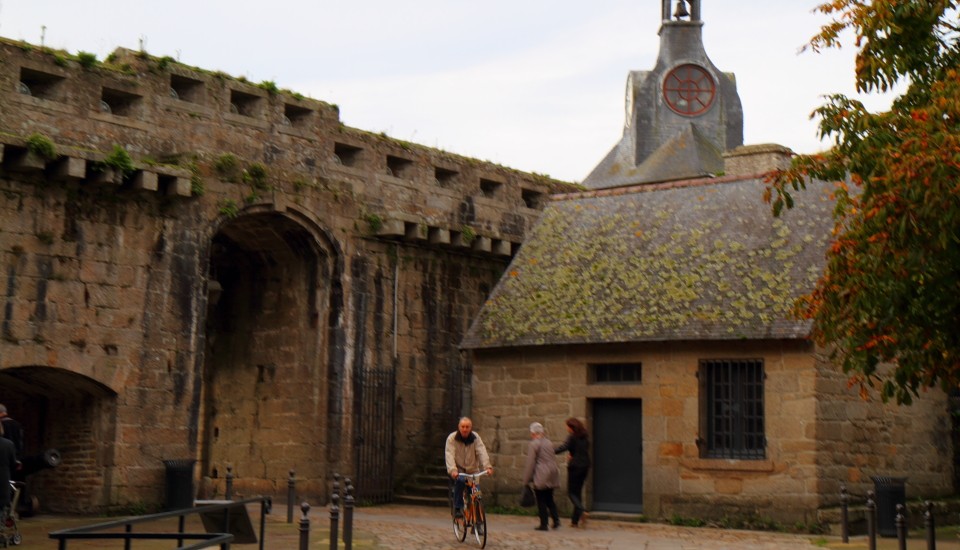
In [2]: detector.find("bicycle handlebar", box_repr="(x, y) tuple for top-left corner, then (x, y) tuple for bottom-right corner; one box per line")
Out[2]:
(456, 471), (490, 481)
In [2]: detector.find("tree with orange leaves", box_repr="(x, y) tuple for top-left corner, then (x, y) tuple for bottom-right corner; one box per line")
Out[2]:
(766, 0), (960, 404)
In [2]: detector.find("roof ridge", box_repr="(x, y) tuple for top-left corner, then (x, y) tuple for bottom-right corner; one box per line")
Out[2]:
(552, 172), (770, 202)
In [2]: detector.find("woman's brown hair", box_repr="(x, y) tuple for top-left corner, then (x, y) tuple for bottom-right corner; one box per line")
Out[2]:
(565, 417), (588, 438)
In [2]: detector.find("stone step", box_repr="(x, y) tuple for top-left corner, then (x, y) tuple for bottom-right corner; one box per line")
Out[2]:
(401, 483), (449, 499)
(393, 494), (449, 508)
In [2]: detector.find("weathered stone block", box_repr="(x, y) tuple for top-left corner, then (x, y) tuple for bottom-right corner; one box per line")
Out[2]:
(131, 170), (158, 192)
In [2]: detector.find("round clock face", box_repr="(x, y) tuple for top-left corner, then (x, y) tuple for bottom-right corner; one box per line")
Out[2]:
(662, 64), (716, 116)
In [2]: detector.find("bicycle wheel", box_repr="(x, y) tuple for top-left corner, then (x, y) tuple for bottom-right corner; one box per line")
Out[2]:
(472, 500), (486, 548)
(453, 510), (467, 542)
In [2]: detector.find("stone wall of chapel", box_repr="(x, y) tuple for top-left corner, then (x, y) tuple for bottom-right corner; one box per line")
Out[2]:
(471, 340), (951, 523)
(813, 349), (952, 506)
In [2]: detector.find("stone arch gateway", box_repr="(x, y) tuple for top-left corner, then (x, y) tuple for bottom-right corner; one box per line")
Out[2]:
(200, 208), (343, 499)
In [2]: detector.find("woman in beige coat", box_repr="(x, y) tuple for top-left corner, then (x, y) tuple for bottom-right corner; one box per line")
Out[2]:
(522, 422), (560, 531)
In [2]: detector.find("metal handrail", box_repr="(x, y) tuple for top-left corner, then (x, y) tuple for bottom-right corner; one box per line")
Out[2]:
(49, 496), (271, 550)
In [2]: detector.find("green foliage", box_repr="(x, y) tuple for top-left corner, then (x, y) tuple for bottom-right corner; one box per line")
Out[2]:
(26, 133), (56, 160)
(186, 161), (205, 196)
(668, 514), (706, 527)
(103, 145), (136, 176)
(257, 80), (279, 95)
(364, 213), (383, 232)
(460, 225), (477, 244)
(214, 153), (239, 177)
(484, 504), (538, 517)
(156, 56), (175, 71)
(218, 199), (240, 219)
(117, 501), (150, 516)
(76, 51), (98, 69)
(53, 53), (68, 67)
(243, 163), (269, 190)
(765, 0), (960, 403)
(104, 52), (118, 64)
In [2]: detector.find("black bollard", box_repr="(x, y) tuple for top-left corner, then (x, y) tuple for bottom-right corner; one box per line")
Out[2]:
(225, 464), (234, 500)
(925, 500), (936, 550)
(287, 469), (296, 524)
(867, 490), (877, 550)
(329, 492), (340, 550)
(343, 478), (354, 550)
(840, 484), (849, 544)
(896, 503), (906, 550)
(299, 502), (311, 550)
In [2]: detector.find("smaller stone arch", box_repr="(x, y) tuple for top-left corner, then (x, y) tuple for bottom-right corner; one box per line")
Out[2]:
(0, 366), (117, 513)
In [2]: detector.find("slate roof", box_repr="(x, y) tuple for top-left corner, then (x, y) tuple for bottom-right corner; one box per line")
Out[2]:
(461, 174), (837, 349)
(584, 124), (725, 189)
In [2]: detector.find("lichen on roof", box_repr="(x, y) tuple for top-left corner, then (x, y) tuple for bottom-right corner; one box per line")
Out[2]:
(461, 176), (837, 349)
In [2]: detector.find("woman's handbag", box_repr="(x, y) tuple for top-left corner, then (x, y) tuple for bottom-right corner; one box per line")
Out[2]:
(520, 484), (536, 507)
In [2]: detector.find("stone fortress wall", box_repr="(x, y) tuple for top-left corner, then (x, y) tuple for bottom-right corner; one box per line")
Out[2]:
(0, 38), (576, 511)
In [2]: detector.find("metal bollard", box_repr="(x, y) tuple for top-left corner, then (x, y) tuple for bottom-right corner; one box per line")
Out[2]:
(840, 484), (849, 544)
(343, 478), (354, 550)
(225, 464), (234, 500)
(287, 469), (296, 524)
(329, 492), (340, 550)
(895, 503), (906, 550)
(925, 500), (936, 550)
(299, 502), (311, 550)
(867, 490), (877, 550)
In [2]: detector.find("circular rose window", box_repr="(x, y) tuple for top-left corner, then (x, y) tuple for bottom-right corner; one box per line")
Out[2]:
(662, 64), (716, 116)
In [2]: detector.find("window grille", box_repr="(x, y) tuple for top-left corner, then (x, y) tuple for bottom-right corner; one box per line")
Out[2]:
(699, 359), (765, 459)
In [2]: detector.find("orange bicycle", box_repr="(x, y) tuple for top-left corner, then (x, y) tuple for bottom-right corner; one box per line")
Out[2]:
(452, 471), (488, 548)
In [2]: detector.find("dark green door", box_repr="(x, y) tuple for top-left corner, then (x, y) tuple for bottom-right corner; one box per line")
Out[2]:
(592, 399), (643, 512)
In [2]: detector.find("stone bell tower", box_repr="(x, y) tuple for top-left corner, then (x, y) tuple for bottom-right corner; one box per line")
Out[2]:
(583, 0), (743, 188)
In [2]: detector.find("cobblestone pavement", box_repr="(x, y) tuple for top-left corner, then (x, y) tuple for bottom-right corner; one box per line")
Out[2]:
(22, 503), (960, 549)
(351, 505), (824, 550)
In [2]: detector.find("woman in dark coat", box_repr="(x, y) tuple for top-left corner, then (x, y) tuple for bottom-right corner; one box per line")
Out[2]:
(555, 417), (590, 528)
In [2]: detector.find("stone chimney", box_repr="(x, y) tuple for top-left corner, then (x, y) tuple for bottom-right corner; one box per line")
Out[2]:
(722, 144), (793, 177)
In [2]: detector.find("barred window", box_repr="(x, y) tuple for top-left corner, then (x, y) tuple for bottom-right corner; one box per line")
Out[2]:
(699, 359), (765, 459)
(590, 363), (641, 384)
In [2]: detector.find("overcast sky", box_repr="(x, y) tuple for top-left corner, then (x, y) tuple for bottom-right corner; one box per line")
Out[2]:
(0, 1), (900, 182)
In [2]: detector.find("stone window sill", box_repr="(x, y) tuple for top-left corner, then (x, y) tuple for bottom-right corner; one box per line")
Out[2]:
(680, 457), (774, 472)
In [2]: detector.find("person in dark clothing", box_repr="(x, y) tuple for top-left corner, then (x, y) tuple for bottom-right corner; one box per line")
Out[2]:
(0, 405), (24, 459)
(555, 417), (590, 528)
(0, 424), (17, 511)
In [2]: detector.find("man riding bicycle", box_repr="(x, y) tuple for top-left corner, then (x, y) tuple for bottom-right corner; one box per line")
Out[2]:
(444, 417), (493, 517)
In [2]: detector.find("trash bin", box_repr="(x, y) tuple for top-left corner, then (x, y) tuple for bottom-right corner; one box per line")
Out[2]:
(163, 459), (197, 511)
(871, 476), (906, 537)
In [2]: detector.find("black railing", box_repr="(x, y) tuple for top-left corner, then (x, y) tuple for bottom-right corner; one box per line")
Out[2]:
(49, 496), (271, 550)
